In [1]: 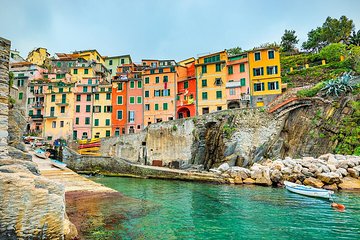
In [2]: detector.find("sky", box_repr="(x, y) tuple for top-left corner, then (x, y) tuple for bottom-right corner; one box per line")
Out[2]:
(1, 0), (360, 62)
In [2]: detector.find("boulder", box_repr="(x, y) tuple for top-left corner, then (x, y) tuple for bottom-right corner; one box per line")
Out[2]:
(228, 167), (250, 179)
(234, 176), (243, 184)
(255, 168), (272, 186)
(270, 169), (282, 183)
(217, 163), (230, 172)
(281, 167), (292, 175)
(328, 164), (337, 172)
(308, 164), (319, 173)
(323, 183), (338, 191)
(293, 164), (302, 174)
(348, 157), (360, 167)
(338, 177), (360, 190)
(335, 154), (346, 161)
(243, 178), (256, 184)
(327, 154), (338, 166)
(318, 153), (333, 161)
(336, 168), (348, 177)
(226, 178), (235, 184)
(303, 177), (324, 188)
(209, 169), (222, 174)
(317, 172), (341, 184)
(271, 160), (284, 171)
(283, 158), (296, 168)
(320, 165), (330, 173)
(8, 146), (32, 161)
(302, 157), (315, 161)
(347, 168), (359, 178)
(295, 180), (302, 185)
(336, 160), (349, 169)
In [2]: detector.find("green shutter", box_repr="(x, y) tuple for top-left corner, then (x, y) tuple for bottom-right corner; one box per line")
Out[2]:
(202, 65), (207, 73)
(137, 96), (142, 104)
(145, 91), (149, 97)
(240, 64), (245, 72)
(117, 111), (123, 119)
(86, 105), (91, 112)
(76, 105), (80, 112)
(145, 77), (149, 84)
(202, 79), (207, 87)
(84, 69), (88, 74)
(106, 119), (110, 126)
(137, 81), (142, 88)
(106, 93), (111, 100)
(228, 66), (233, 74)
(117, 83), (122, 90)
(202, 92), (207, 100)
(184, 81), (189, 89)
(216, 91), (222, 99)
(163, 103), (168, 110)
(216, 64), (221, 72)
(240, 78), (246, 86)
(75, 117), (79, 124)
(130, 81), (135, 88)
(156, 77), (159, 83)
(95, 94), (99, 100)
(155, 104), (159, 110)
(130, 97), (135, 104)
(117, 96), (123, 104)
(51, 95), (55, 102)
(94, 119), (99, 126)
(106, 130), (110, 137)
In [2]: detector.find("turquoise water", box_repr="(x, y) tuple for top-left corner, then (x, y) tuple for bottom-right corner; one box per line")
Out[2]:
(87, 177), (360, 240)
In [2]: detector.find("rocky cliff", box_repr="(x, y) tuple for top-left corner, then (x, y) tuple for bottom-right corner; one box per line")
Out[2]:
(0, 37), (75, 239)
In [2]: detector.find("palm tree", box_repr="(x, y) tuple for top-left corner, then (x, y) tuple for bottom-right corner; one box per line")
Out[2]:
(349, 30), (360, 46)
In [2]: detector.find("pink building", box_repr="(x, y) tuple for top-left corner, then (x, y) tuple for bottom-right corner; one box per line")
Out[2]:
(226, 53), (251, 109)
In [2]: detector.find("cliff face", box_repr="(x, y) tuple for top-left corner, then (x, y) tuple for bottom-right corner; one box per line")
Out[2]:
(0, 37), (73, 239)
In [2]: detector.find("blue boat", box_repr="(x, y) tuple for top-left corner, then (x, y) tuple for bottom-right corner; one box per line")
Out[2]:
(49, 158), (67, 170)
(284, 181), (334, 199)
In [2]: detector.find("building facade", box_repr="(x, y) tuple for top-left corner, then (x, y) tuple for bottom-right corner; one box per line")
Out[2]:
(26, 47), (50, 66)
(104, 55), (132, 78)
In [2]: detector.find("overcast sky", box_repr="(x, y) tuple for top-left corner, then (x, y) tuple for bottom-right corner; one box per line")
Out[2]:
(1, 0), (359, 62)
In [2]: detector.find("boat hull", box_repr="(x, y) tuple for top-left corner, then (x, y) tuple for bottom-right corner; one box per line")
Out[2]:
(78, 143), (101, 149)
(284, 181), (333, 199)
(50, 159), (67, 170)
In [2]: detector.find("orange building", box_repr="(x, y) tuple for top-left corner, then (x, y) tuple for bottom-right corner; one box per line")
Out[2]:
(111, 72), (127, 136)
(142, 59), (187, 126)
(176, 58), (196, 118)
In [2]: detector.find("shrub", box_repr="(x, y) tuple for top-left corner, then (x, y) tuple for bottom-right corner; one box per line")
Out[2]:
(321, 72), (354, 97)
(319, 43), (347, 63)
(297, 81), (326, 97)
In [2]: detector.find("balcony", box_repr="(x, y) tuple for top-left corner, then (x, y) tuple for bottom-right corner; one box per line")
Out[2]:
(33, 90), (44, 95)
(55, 101), (69, 106)
(44, 112), (57, 118)
(32, 103), (44, 108)
(30, 114), (43, 120)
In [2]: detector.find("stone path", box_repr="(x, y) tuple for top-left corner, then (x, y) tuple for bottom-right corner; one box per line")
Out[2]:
(29, 148), (116, 193)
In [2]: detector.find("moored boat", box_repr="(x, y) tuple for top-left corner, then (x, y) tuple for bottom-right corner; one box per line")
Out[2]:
(49, 158), (67, 170)
(78, 142), (101, 149)
(34, 149), (50, 159)
(284, 181), (334, 199)
(78, 138), (101, 145)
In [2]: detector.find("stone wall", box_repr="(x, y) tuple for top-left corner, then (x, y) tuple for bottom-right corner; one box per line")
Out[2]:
(0, 38), (9, 158)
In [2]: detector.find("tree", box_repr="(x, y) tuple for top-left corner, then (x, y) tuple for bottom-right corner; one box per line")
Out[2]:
(322, 16), (354, 44)
(280, 29), (299, 52)
(349, 30), (360, 46)
(302, 27), (327, 53)
(319, 43), (346, 62)
(226, 47), (243, 56)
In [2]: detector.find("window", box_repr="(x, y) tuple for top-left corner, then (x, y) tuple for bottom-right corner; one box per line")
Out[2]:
(215, 78), (222, 86)
(93, 106), (101, 113)
(159, 68), (163, 73)
(145, 91), (149, 98)
(100, 87), (105, 92)
(202, 107), (209, 114)
(155, 77), (159, 83)
(121, 59), (125, 64)
(145, 104), (150, 111)
(29, 110), (33, 116)
(163, 89), (170, 96)
(240, 78), (246, 86)
(266, 66), (278, 75)
(202, 65), (207, 73)
(104, 106), (112, 112)
(163, 103), (168, 110)
(83, 86), (88, 92)
(109, 59), (113, 66)
(75, 117), (79, 125)
(60, 121), (64, 128)
(18, 92), (23, 100)
(128, 111), (135, 123)
(60, 106), (65, 113)
(73, 69), (78, 74)
(130, 96), (135, 104)
(117, 83), (123, 91)
(87, 79), (92, 84)
(150, 69), (155, 74)
(51, 95), (55, 102)
(86, 94), (91, 101)
(202, 92), (208, 100)
(95, 94), (99, 100)
(145, 77), (149, 84)
(117, 96), (123, 104)
(85, 117), (90, 125)
(163, 76), (168, 82)
(106, 93), (111, 100)
(117, 110), (123, 120)
(240, 63), (245, 72)
(228, 66), (233, 74)
(130, 81), (135, 88)
(138, 81), (142, 88)
(254, 52), (261, 61)
(94, 119), (99, 126)
(106, 130), (111, 137)
(254, 83), (265, 92)
(76, 95), (81, 101)
(86, 105), (91, 112)
(170, 66), (175, 72)
(215, 63), (221, 72)
(230, 89), (236, 95)
(84, 69), (89, 74)
(253, 67), (264, 76)
(202, 79), (207, 87)
(216, 91), (222, 99)
(52, 121), (56, 128)
(155, 104), (159, 110)
(268, 50), (275, 59)
(184, 81), (189, 89)
(57, 62), (61, 67)
(268, 81), (279, 90)
(204, 54), (220, 63)
(59, 88), (63, 93)
(105, 119), (110, 126)
(217, 106), (222, 111)
(76, 105), (80, 112)
(50, 107), (55, 116)
(137, 96), (142, 104)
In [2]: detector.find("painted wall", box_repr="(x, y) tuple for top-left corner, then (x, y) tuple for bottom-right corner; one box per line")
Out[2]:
(111, 80), (127, 136)
(91, 83), (112, 138)
(104, 55), (132, 78)
(176, 62), (196, 118)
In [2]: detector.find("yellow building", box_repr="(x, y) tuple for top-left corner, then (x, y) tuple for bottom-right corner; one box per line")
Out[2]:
(247, 47), (282, 107)
(73, 49), (105, 64)
(195, 50), (228, 115)
(26, 47), (50, 66)
(91, 80), (112, 138)
(43, 81), (75, 141)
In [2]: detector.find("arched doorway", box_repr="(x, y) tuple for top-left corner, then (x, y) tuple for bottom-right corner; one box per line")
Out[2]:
(177, 107), (191, 119)
(228, 101), (240, 109)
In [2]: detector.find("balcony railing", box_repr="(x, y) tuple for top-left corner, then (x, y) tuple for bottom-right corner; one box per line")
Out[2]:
(44, 112), (57, 118)
(32, 102), (44, 108)
(30, 114), (43, 120)
(55, 101), (69, 106)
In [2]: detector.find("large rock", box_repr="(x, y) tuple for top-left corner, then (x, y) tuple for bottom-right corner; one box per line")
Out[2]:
(347, 168), (359, 178)
(8, 146), (32, 161)
(317, 172), (340, 184)
(243, 178), (256, 184)
(338, 177), (360, 190)
(253, 167), (272, 186)
(303, 177), (324, 188)
(233, 176), (243, 184)
(336, 168), (348, 177)
(228, 166), (250, 179)
(270, 169), (282, 183)
(218, 163), (230, 172)
(323, 183), (338, 191)
(0, 158), (40, 175)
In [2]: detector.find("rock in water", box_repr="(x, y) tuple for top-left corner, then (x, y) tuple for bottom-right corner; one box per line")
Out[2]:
(317, 172), (341, 184)
(303, 177), (324, 188)
(243, 178), (256, 184)
(323, 183), (338, 191)
(338, 177), (360, 190)
(218, 163), (230, 172)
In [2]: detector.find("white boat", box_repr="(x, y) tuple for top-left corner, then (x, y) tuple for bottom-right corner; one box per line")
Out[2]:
(50, 158), (67, 170)
(284, 181), (334, 199)
(34, 149), (50, 159)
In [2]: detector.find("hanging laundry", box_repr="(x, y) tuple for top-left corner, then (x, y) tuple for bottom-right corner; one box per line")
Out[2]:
(164, 82), (168, 89)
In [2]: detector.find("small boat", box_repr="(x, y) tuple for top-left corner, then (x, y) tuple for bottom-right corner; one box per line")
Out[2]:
(284, 181), (334, 199)
(78, 142), (101, 149)
(34, 149), (50, 159)
(49, 158), (67, 170)
(78, 138), (101, 144)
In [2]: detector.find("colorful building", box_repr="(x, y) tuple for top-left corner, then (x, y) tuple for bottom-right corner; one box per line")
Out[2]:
(72, 49), (105, 64)
(26, 47), (50, 66)
(195, 50), (228, 115)
(142, 59), (187, 126)
(176, 58), (197, 118)
(104, 55), (132, 78)
(226, 53), (251, 109)
(111, 71), (128, 136)
(247, 47), (282, 107)
(43, 80), (75, 141)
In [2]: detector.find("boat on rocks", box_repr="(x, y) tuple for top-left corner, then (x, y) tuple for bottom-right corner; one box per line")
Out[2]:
(34, 148), (50, 159)
(284, 181), (334, 199)
(49, 158), (67, 170)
